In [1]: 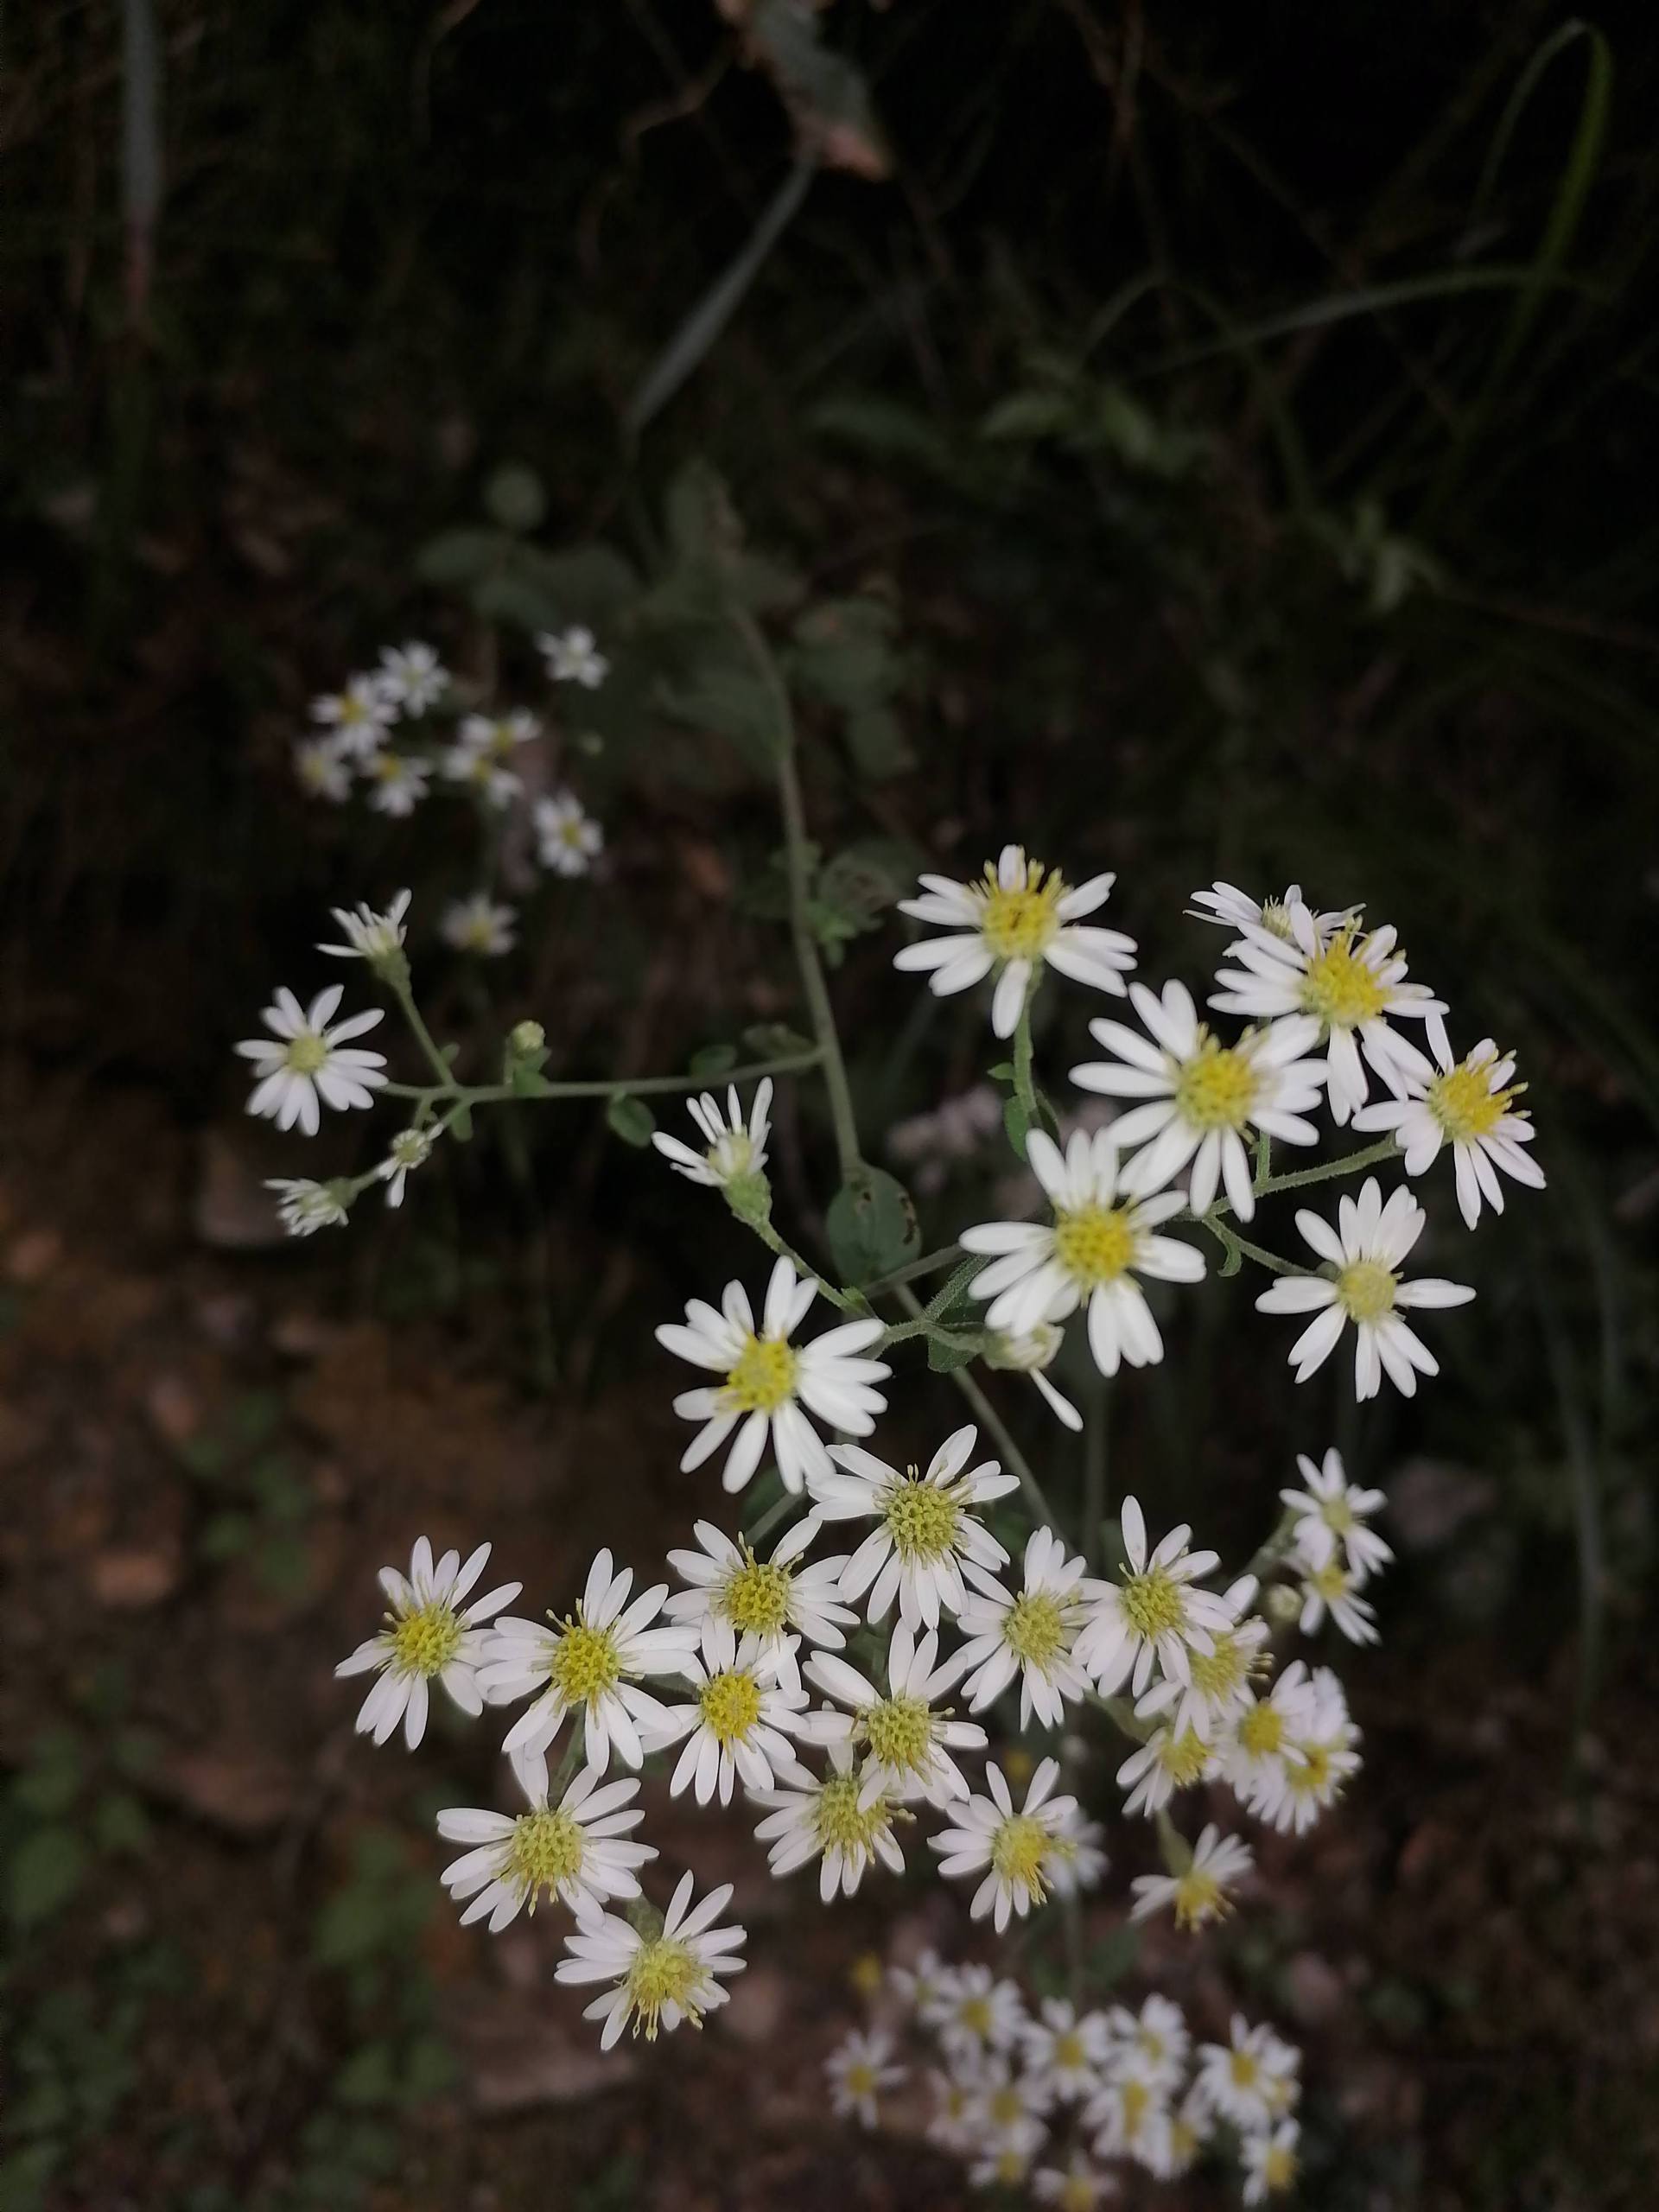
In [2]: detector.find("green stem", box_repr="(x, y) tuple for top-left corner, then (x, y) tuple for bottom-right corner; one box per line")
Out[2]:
(1084, 1688), (1154, 1745)
(1257, 1135), (1401, 1199)
(1012, 1001), (1039, 1135)
(863, 1244), (966, 1298)
(1082, 1371), (1109, 1573)
(1199, 1216), (1307, 1278)
(748, 1214), (864, 1313)
(1154, 1808), (1192, 1875)
(391, 976), (459, 1093)
(897, 1286), (1063, 1533)
(1244, 1505), (1300, 1585)
(380, 1046), (823, 1109)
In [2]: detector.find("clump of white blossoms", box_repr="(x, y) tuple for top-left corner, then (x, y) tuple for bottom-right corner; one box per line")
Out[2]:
(555, 1870), (745, 2048)
(537, 623), (609, 688)
(437, 1764), (653, 1929)
(652, 1078), (772, 1192)
(804, 1621), (988, 1808)
(319, 889), (412, 969)
(1255, 1176), (1475, 1399)
(1354, 1027), (1543, 1227)
(1073, 1496), (1233, 1697)
(236, 982), (386, 1135)
(752, 1736), (909, 1899)
(1130, 1822), (1255, 1929)
(266, 1177), (350, 1236)
(930, 1758), (1080, 1930)
(535, 789), (604, 876)
(643, 1618), (810, 1806)
(810, 1423), (1019, 1631)
(656, 1255), (889, 1495)
(664, 1513), (854, 1690)
(335, 1538), (520, 1751)
(893, 844), (1137, 1038)
(440, 891), (518, 957)
(954, 1524), (1102, 1728)
(375, 639), (448, 713)
(1279, 1446), (1392, 1575)
(963, 1128), (1205, 1378)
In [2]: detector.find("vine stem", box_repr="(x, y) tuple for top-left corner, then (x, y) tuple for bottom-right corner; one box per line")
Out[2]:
(1011, 1000), (1039, 1138)
(391, 974), (458, 1092)
(379, 1046), (823, 1109)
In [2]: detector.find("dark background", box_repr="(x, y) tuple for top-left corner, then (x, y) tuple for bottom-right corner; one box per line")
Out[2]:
(2, 4), (1656, 2208)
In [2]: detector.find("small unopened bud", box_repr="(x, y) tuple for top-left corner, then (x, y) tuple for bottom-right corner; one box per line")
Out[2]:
(1264, 1581), (1304, 1627)
(510, 1020), (545, 1055)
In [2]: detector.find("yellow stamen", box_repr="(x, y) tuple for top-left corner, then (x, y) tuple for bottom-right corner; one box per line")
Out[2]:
(978, 857), (1066, 962)
(1300, 930), (1387, 1030)
(721, 1334), (798, 1414)
(1052, 1203), (1137, 1287)
(1337, 1258), (1396, 1321)
(1173, 1033), (1259, 1131)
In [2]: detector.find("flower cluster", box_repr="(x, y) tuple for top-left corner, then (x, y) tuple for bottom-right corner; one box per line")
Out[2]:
(826, 1955), (1302, 2202)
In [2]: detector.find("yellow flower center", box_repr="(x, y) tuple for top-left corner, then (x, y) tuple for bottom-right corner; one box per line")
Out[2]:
(285, 1032), (329, 1076)
(1170, 2118), (1199, 2164)
(1308, 1559), (1351, 1602)
(1119, 1566), (1185, 1642)
(1054, 2031), (1086, 2070)
(1173, 1034), (1259, 1132)
(864, 1693), (933, 1776)
(372, 752), (406, 783)
(844, 2060), (878, 2099)
(720, 1548), (792, 1636)
(505, 1807), (585, 1906)
(993, 2149), (1026, 2186)
(978, 859), (1066, 962)
(1321, 1493), (1356, 1534)
(1004, 1590), (1069, 1673)
(389, 1601), (462, 1677)
(721, 1334), (798, 1414)
(1230, 2050), (1261, 2090)
(849, 1953), (884, 1998)
(708, 1130), (756, 1180)
(1238, 1702), (1285, 1757)
(958, 1995), (994, 2038)
(624, 1936), (706, 2040)
(1300, 932), (1387, 1030)
(338, 695), (371, 726)
(989, 1813), (1053, 1899)
(1052, 1203), (1137, 1287)
(1264, 2141), (1297, 2190)
(1059, 2176), (1096, 2212)
(1337, 1258), (1396, 1322)
(698, 1668), (763, 1746)
(815, 1772), (892, 1857)
(558, 818), (587, 848)
(549, 1617), (622, 1708)
(1188, 1628), (1252, 1702)
(1291, 1741), (1337, 1796)
(1173, 1866), (1224, 1929)
(1155, 1727), (1211, 1789)
(883, 1474), (962, 1564)
(1258, 899), (1295, 939)
(1427, 1056), (1516, 1144)
(1122, 2077), (1150, 2138)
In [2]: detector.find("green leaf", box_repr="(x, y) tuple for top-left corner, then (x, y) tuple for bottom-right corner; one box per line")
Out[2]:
(606, 1095), (656, 1147)
(979, 388), (1077, 442)
(335, 2042), (397, 2107)
(659, 653), (783, 772)
(482, 461), (547, 534)
(742, 1023), (814, 1060)
(826, 1166), (919, 1285)
(844, 704), (913, 779)
(1086, 1921), (1142, 1990)
(8, 1827), (87, 1928)
(199, 1510), (252, 1561)
(688, 1044), (738, 1080)
(11, 1729), (84, 1819)
(926, 1331), (978, 1375)
(414, 528), (507, 588)
(93, 1790), (150, 1857)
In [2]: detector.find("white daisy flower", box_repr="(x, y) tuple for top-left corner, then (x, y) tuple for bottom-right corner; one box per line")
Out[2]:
(933, 1963), (1027, 2060)
(555, 1871), (744, 2048)
(294, 735), (351, 801)
(335, 1537), (520, 1751)
(1278, 1446), (1392, 1575)
(1254, 1177), (1475, 1399)
(1242, 2120), (1301, 2202)
(925, 2062), (984, 2154)
(652, 1080), (772, 1190)
(929, 1758), (1078, 1932)
(440, 740), (523, 809)
(961, 1129), (1205, 1378)
(1106, 1993), (1190, 2088)
(1071, 982), (1327, 1221)
(266, 1178), (350, 1236)
(804, 1620), (987, 1809)
(1194, 2015), (1300, 2133)
(969, 2125), (1047, 2192)
(893, 843), (1136, 1039)
(1129, 1822), (1255, 1930)
(752, 1737), (908, 1900)
(360, 747), (432, 816)
(1072, 1495), (1232, 1697)
(954, 1525), (1102, 1728)
(537, 624), (608, 689)
(826, 2028), (906, 2129)
(437, 1764), (653, 1930)
(981, 1321), (1083, 1431)
(890, 1948), (951, 2016)
(1084, 2056), (1172, 2168)
(656, 1255), (889, 1497)
(1047, 1802), (1108, 1896)
(1131, 1577), (1266, 1741)
(640, 1618), (808, 1806)
(312, 673), (395, 757)
(1117, 1721), (1218, 1817)
(375, 641), (448, 714)
(1219, 1665), (1312, 1806)
(535, 789), (604, 876)
(482, 1548), (699, 1778)
(318, 890), (412, 967)
(235, 983), (386, 1135)
(456, 708), (540, 760)
(1243, 1666), (1361, 1834)
(1293, 1548), (1379, 1644)
(1033, 2151), (1116, 2211)
(440, 891), (517, 957)
(1021, 1999), (1115, 2105)
(1211, 912), (1443, 1125)
(1157, 2086), (1214, 2178)
(967, 2055), (1056, 2141)
(665, 1513), (854, 1691)
(377, 1124), (435, 1207)
(1187, 880), (1354, 940)
(1353, 1030), (1543, 1228)
(810, 1424), (1017, 1633)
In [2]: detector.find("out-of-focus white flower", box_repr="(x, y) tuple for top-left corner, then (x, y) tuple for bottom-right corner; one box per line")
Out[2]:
(810, 1424), (1016, 1633)
(1129, 1822), (1254, 1930)
(1048, 1802), (1108, 1896)
(361, 747), (432, 816)
(375, 641), (448, 714)
(962, 1128), (1205, 1377)
(929, 1758), (1077, 1932)
(440, 892), (518, 957)
(1033, 2150), (1117, 2210)
(1242, 2119), (1301, 2202)
(377, 1124), (435, 1208)
(751, 1737), (907, 1901)
(968, 2123), (1047, 2192)
(437, 1764), (652, 1929)
(1021, 1999), (1114, 2105)
(534, 789), (604, 874)
(236, 983), (386, 1135)
(652, 1080), (772, 1190)
(826, 2028), (906, 2128)
(319, 890), (412, 966)
(266, 1178), (350, 1236)
(932, 1963), (1027, 2062)
(1132, 1579), (1266, 1740)
(1255, 1177), (1474, 1399)
(804, 1621), (988, 1810)
(1278, 1446), (1392, 1575)
(294, 735), (352, 801)
(1072, 1495), (1231, 1697)
(889, 1948), (950, 2016)
(1354, 1030), (1543, 1228)
(555, 1871), (745, 2048)
(1194, 2015), (1300, 2133)
(1106, 1993), (1190, 2089)
(335, 1537), (519, 1751)
(458, 708), (540, 758)
(481, 1548), (698, 1780)
(639, 1618), (808, 1807)
(665, 1513), (853, 1691)
(887, 1083), (1003, 1194)
(1221, 1662), (1319, 1802)
(440, 740), (524, 809)
(1292, 1548), (1379, 1644)
(1187, 881), (1353, 941)
(1071, 982), (1327, 1222)
(312, 673), (395, 757)
(656, 1255), (888, 1497)
(893, 843), (1137, 1039)
(1117, 1720), (1217, 1818)
(982, 1321), (1083, 1431)
(1242, 1665), (1361, 1834)
(1084, 2056), (1172, 2169)
(955, 1525), (1101, 1728)
(537, 625), (609, 689)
